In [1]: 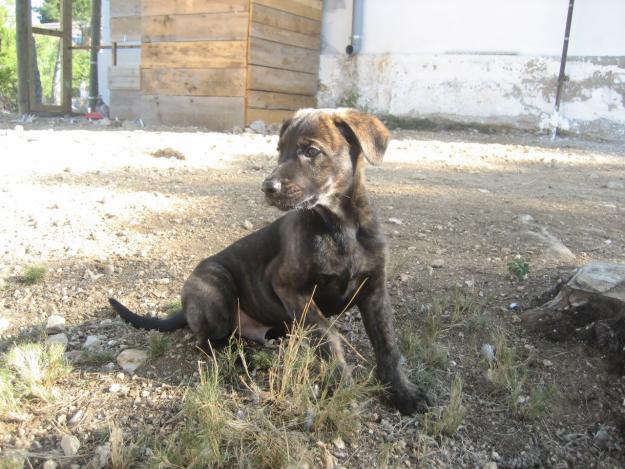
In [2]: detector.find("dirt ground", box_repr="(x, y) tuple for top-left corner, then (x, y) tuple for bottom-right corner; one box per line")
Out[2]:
(1, 113), (624, 468)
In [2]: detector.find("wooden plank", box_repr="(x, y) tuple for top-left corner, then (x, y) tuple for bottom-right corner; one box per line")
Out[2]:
(251, 22), (320, 50)
(248, 90), (314, 110)
(109, 66), (140, 90)
(110, 16), (141, 42)
(248, 65), (317, 95)
(111, 0), (140, 17)
(249, 37), (319, 74)
(141, 41), (246, 68)
(32, 27), (63, 37)
(141, 68), (245, 96)
(252, 0), (321, 21)
(109, 90), (142, 120)
(141, 95), (244, 129)
(246, 108), (294, 125)
(251, 3), (320, 36)
(142, 0), (249, 16)
(142, 12), (247, 43)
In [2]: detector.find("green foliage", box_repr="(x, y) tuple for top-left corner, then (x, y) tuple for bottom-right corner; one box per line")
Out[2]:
(0, 4), (17, 110)
(23, 265), (47, 284)
(507, 260), (530, 281)
(35, 0), (91, 24)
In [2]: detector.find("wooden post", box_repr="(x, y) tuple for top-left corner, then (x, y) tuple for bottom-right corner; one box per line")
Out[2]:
(89, 0), (101, 112)
(15, 0), (30, 113)
(61, 0), (73, 114)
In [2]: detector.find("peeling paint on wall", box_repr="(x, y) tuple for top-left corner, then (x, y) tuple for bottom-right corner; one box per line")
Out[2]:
(318, 54), (625, 139)
(318, 0), (625, 140)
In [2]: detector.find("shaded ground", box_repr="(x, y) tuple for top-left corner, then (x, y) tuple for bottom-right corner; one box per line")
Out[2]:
(1, 114), (624, 468)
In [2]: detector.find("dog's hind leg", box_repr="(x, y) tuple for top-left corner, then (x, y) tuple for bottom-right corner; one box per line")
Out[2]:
(182, 263), (239, 356)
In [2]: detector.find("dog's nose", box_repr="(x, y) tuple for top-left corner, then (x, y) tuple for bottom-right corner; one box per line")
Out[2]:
(262, 179), (282, 195)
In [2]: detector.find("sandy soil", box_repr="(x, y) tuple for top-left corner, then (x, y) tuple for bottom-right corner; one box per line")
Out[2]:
(0, 114), (624, 468)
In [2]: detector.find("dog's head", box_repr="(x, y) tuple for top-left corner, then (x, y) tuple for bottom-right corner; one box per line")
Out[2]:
(262, 108), (389, 212)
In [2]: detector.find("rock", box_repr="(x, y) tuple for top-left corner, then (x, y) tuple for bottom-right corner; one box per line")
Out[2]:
(243, 219), (254, 230)
(43, 461), (58, 469)
(109, 383), (121, 393)
(46, 315), (66, 334)
(593, 428), (609, 449)
(84, 269), (103, 281)
(332, 436), (346, 450)
(431, 259), (445, 268)
(483, 463), (498, 469)
(60, 434), (80, 457)
(103, 263), (115, 275)
(83, 335), (101, 349)
(517, 214), (535, 224)
(91, 444), (111, 469)
(231, 126), (243, 135)
(69, 409), (84, 426)
(116, 348), (148, 373)
(0, 317), (11, 334)
(606, 181), (624, 190)
(46, 333), (69, 350)
(542, 359), (554, 367)
(387, 217), (403, 225)
(481, 343), (496, 362)
(249, 120), (267, 134)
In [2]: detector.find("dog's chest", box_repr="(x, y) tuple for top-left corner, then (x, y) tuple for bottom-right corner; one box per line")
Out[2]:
(311, 229), (373, 284)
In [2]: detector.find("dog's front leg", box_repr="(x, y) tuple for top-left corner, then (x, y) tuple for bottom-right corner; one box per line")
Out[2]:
(275, 288), (352, 381)
(357, 277), (431, 414)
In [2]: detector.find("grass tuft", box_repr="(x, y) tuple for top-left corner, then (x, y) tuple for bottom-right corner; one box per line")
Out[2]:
(147, 331), (168, 360)
(424, 375), (466, 437)
(149, 317), (376, 467)
(507, 260), (530, 281)
(22, 265), (47, 285)
(164, 299), (183, 317)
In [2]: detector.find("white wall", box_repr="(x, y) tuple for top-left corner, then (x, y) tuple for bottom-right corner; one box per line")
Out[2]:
(319, 0), (625, 138)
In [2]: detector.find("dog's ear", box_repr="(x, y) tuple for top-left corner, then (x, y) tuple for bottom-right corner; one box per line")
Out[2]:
(279, 118), (293, 138)
(333, 109), (389, 165)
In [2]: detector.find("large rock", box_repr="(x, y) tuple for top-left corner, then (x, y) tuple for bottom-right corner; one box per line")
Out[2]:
(522, 262), (625, 370)
(46, 333), (69, 350)
(116, 349), (148, 373)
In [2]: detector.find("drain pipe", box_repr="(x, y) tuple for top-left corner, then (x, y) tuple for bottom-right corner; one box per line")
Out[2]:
(552, 0), (575, 140)
(346, 0), (364, 55)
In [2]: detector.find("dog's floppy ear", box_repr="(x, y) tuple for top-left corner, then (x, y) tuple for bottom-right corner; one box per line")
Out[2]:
(333, 109), (389, 165)
(279, 118), (293, 138)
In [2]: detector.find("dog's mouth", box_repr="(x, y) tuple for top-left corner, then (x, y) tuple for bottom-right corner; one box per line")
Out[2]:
(265, 191), (318, 211)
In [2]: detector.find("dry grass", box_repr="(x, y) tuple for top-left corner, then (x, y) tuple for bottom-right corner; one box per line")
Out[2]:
(149, 317), (377, 468)
(424, 375), (466, 437)
(147, 331), (168, 360)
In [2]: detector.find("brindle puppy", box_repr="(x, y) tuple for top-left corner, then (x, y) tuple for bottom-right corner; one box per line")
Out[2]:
(109, 108), (431, 414)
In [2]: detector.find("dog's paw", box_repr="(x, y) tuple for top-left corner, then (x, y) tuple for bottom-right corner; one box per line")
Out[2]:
(390, 379), (432, 415)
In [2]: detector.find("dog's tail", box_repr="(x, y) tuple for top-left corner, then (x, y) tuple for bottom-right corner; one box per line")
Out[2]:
(108, 298), (187, 332)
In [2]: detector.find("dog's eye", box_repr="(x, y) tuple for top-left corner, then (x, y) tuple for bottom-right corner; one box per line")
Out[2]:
(304, 146), (321, 158)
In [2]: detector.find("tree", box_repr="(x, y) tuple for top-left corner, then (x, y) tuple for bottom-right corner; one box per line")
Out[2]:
(0, 3), (18, 110)
(35, 0), (91, 24)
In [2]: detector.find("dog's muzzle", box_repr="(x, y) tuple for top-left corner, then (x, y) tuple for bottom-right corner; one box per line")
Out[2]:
(261, 178), (282, 196)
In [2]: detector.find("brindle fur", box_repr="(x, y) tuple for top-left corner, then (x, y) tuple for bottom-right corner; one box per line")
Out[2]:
(109, 108), (431, 414)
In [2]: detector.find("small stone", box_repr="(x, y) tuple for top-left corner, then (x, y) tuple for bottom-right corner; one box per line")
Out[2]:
(116, 348), (148, 373)
(517, 214), (535, 224)
(69, 409), (84, 426)
(387, 217), (403, 225)
(400, 273), (411, 283)
(91, 444), (111, 469)
(231, 126), (243, 135)
(333, 436), (346, 450)
(103, 263), (115, 275)
(542, 359), (554, 367)
(431, 259), (445, 268)
(84, 335), (101, 349)
(43, 461), (58, 469)
(606, 181), (624, 190)
(509, 302), (520, 311)
(46, 315), (66, 334)
(47, 333), (69, 350)
(0, 317), (10, 334)
(243, 219), (253, 230)
(593, 428), (609, 449)
(481, 343), (496, 362)
(483, 463), (498, 469)
(109, 383), (121, 393)
(249, 120), (267, 134)
(60, 434), (80, 457)
(491, 451), (501, 461)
